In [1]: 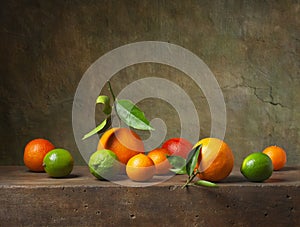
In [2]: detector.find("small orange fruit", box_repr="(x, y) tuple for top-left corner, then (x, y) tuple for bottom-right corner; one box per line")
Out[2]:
(97, 128), (144, 165)
(162, 138), (193, 159)
(194, 138), (234, 182)
(262, 145), (287, 170)
(24, 138), (55, 172)
(126, 154), (155, 181)
(148, 148), (171, 175)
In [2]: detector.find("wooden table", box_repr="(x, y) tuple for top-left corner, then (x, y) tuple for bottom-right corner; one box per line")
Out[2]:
(0, 166), (299, 227)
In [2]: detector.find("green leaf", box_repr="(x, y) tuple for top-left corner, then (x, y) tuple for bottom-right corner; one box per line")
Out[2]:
(115, 99), (154, 131)
(186, 144), (202, 177)
(195, 180), (218, 188)
(96, 95), (112, 115)
(171, 168), (187, 175)
(82, 118), (107, 140)
(167, 155), (187, 175)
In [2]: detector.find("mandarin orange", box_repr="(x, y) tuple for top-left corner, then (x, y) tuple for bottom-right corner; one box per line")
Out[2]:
(126, 154), (155, 181)
(262, 145), (286, 170)
(24, 138), (55, 172)
(148, 148), (171, 175)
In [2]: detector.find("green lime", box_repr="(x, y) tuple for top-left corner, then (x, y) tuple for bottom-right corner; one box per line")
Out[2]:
(88, 149), (120, 180)
(241, 152), (273, 182)
(43, 148), (74, 178)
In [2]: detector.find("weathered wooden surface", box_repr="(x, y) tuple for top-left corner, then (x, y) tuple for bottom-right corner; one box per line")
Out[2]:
(0, 166), (299, 227)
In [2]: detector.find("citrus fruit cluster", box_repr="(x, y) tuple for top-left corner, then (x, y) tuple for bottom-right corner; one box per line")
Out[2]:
(23, 138), (74, 178)
(240, 145), (287, 182)
(88, 128), (174, 182)
(88, 127), (288, 185)
(81, 80), (288, 185)
(88, 128), (235, 183)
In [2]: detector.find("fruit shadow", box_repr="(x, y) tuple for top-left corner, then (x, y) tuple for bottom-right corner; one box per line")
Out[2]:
(91, 174), (128, 182)
(49, 174), (81, 179)
(92, 174), (167, 185)
(279, 166), (298, 171)
(25, 170), (81, 179)
(221, 174), (287, 184)
(221, 174), (248, 183)
(26, 170), (46, 173)
(265, 178), (287, 183)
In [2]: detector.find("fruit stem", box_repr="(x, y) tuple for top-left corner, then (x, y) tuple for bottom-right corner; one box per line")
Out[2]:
(107, 80), (122, 124)
(181, 170), (199, 189)
(108, 80), (116, 102)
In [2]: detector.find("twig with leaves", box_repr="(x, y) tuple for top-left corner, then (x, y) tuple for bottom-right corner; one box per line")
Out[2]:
(82, 81), (154, 140)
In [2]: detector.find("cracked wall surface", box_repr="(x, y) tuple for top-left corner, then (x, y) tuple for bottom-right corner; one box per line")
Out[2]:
(0, 0), (299, 166)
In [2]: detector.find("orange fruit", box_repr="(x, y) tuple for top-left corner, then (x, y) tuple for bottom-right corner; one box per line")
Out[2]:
(148, 148), (171, 175)
(23, 138), (55, 172)
(162, 138), (193, 159)
(194, 138), (234, 182)
(97, 128), (144, 165)
(126, 154), (155, 181)
(262, 145), (287, 170)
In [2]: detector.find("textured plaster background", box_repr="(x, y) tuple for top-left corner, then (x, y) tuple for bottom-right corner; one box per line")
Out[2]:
(0, 0), (299, 165)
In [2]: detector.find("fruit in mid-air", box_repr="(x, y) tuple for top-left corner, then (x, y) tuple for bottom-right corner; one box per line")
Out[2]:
(262, 145), (287, 170)
(194, 138), (234, 182)
(148, 148), (171, 175)
(23, 138), (55, 172)
(126, 154), (155, 181)
(97, 128), (144, 165)
(162, 138), (193, 159)
(88, 149), (120, 180)
(43, 148), (74, 178)
(241, 152), (273, 182)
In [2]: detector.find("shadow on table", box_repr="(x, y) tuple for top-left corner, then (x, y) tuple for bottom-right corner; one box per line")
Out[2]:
(222, 175), (248, 183)
(50, 174), (81, 179)
(280, 166), (298, 171)
(265, 178), (287, 183)
(223, 174), (288, 184)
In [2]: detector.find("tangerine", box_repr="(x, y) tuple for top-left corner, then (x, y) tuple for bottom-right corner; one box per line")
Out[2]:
(262, 145), (287, 170)
(148, 148), (171, 175)
(97, 128), (144, 165)
(162, 138), (193, 159)
(23, 138), (55, 172)
(126, 154), (155, 181)
(194, 138), (234, 182)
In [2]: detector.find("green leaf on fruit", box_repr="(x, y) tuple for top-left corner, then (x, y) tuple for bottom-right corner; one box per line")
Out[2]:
(96, 95), (112, 115)
(82, 118), (108, 140)
(167, 155), (187, 175)
(186, 144), (202, 177)
(115, 99), (154, 131)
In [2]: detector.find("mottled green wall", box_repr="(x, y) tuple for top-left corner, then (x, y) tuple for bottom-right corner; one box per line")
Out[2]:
(1, 0), (299, 165)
